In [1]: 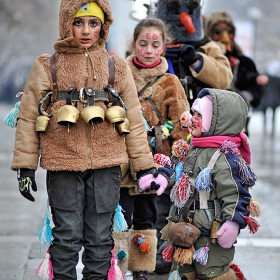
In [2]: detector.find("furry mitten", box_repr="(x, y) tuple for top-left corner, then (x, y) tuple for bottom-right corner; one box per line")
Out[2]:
(128, 229), (157, 273)
(181, 271), (197, 280)
(112, 231), (131, 275)
(216, 220), (239, 249)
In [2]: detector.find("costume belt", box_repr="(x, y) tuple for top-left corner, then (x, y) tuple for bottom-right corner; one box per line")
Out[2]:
(57, 87), (109, 106)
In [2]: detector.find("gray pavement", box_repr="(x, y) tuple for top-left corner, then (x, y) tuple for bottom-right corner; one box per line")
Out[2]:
(0, 103), (280, 280)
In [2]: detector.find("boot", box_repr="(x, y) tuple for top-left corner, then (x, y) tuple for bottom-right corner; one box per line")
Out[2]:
(112, 231), (131, 275)
(128, 229), (157, 273)
(133, 271), (148, 280)
(211, 268), (239, 280)
(155, 240), (172, 274)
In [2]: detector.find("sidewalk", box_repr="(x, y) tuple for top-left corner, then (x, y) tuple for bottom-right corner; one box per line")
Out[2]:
(1, 104), (280, 280)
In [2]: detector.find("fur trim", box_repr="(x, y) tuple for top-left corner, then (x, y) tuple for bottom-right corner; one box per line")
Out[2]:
(182, 271), (197, 280)
(128, 229), (157, 272)
(211, 268), (239, 280)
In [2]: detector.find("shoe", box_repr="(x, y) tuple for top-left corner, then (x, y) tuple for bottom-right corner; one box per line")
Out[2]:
(133, 271), (148, 280)
(155, 240), (172, 274)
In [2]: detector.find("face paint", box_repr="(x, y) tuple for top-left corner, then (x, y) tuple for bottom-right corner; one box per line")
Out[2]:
(94, 28), (100, 38)
(137, 49), (146, 57)
(191, 116), (201, 128)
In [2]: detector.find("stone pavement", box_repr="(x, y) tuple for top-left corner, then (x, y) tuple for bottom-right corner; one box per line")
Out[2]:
(1, 103), (280, 280)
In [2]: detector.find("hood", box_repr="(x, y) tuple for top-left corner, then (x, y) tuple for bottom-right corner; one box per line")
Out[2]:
(54, 0), (113, 52)
(197, 88), (248, 137)
(156, 0), (204, 43)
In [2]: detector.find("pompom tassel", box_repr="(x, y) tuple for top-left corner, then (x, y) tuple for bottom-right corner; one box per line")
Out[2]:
(193, 245), (209, 265)
(171, 139), (190, 162)
(170, 174), (191, 209)
(38, 199), (53, 252)
(112, 204), (128, 233)
(229, 263), (245, 280)
(248, 198), (261, 217)
(116, 250), (128, 262)
(173, 246), (195, 266)
(168, 270), (181, 280)
(35, 252), (54, 280)
(162, 245), (175, 262)
(236, 160), (257, 187)
(244, 216), (260, 234)
(132, 233), (151, 254)
(153, 153), (172, 167)
(3, 101), (20, 128)
(195, 167), (212, 191)
(108, 247), (125, 280)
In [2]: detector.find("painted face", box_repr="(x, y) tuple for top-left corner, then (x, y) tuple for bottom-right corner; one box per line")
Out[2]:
(191, 111), (202, 137)
(132, 27), (164, 66)
(72, 16), (101, 48)
(211, 22), (235, 52)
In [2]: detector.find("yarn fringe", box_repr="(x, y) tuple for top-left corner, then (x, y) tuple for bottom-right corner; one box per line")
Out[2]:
(162, 244), (175, 262)
(195, 167), (212, 191)
(3, 101), (20, 128)
(37, 199), (53, 252)
(193, 245), (209, 266)
(173, 246), (195, 266)
(170, 174), (191, 208)
(168, 270), (181, 280)
(153, 153), (172, 167)
(244, 216), (260, 234)
(35, 251), (54, 280)
(236, 160), (257, 187)
(112, 204), (128, 233)
(108, 247), (125, 280)
(248, 198), (261, 217)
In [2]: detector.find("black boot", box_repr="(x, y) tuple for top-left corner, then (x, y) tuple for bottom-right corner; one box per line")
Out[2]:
(133, 271), (148, 280)
(155, 240), (172, 274)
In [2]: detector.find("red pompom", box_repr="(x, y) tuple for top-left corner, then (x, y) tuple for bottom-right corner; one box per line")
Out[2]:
(139, 242), (150, 254)
(133, 233), (143, 245)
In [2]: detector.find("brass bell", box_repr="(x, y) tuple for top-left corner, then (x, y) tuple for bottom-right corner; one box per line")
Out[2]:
(117, 118), (130, 135)
(105, 106), (125, 125)
(57, 104), (80, 126)
(81, 105), (105, 125)
(36, 91), (53, 132)
(36, 115), (50, 132)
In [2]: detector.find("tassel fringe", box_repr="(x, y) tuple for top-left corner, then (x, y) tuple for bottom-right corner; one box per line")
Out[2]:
(244, 216), (260, 234)
(170, 174), (191, 208)
(3, 101), (20, 128)
(193, 245), (209, 266)
(229, 263), (245, 280)
(236, 160), (257, 187)
(168, 270), (181, 280)
(162, 245), (174, 262)
(112, 204), (128, 233)
(108, 247), (125, 280)
(35, 252), (54, 280)
(248, 198), (261, 217)
(195, 167), (212, 191)
(173, 246), (195, 266)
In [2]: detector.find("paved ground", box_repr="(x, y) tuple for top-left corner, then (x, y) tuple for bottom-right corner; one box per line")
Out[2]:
(0, 103), (280, 280)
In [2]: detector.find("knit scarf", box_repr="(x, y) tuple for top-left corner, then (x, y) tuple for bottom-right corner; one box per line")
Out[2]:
(191, 132), (251, 164)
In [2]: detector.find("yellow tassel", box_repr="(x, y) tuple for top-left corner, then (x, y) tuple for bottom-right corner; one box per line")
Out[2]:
(248, 198), (261, 217)
(173, 246), (195, 265)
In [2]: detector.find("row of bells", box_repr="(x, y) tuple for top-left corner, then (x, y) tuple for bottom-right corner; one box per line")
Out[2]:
(36, 103), (130, 135)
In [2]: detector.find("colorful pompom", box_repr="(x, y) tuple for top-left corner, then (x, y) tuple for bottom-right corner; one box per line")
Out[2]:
(116, 250), (128, 262)
(132, 233), (150, 254)
(153, 153), (172, 167)
(219, 140), (240, 156)
(171, 139), (190, 162)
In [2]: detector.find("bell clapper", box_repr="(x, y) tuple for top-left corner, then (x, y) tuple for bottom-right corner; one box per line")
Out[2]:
(93, 75), (97, 80)
(67, 123), (69, 133)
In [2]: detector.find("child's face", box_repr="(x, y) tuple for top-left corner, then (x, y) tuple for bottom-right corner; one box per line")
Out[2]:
(72, 16), (102, 48)
(132, 27), (164, 66)
(191, 111), (202, 137)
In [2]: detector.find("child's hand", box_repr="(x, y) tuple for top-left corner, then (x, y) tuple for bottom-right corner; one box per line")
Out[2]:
(216, 220), (239, 248)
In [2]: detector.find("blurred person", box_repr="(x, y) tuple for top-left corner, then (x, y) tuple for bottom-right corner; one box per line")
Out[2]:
(10, 1), (169, 279)
(117, 17), (190, 280)
(205, 11), (269, 136)
(156, 0), (233, 108)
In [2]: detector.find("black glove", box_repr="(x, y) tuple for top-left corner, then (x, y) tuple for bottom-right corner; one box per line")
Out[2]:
(17, 168), (37, 202)
(180, 44), (200, 65)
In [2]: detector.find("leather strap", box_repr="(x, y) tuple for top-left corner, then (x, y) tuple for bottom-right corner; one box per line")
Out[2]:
(108, 56), (115, 86)
(50, 54), (58, 103)
(138, 74), (164, 97)
(154, 125), (163, 154)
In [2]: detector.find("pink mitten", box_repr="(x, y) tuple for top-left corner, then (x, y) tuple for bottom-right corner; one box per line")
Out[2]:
(137, 173), (157, 192)
(152, 174), (168, 195)
(216, 220), (239, 249)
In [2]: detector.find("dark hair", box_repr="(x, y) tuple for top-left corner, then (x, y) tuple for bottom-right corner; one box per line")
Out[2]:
(133, 17), (172, 44)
